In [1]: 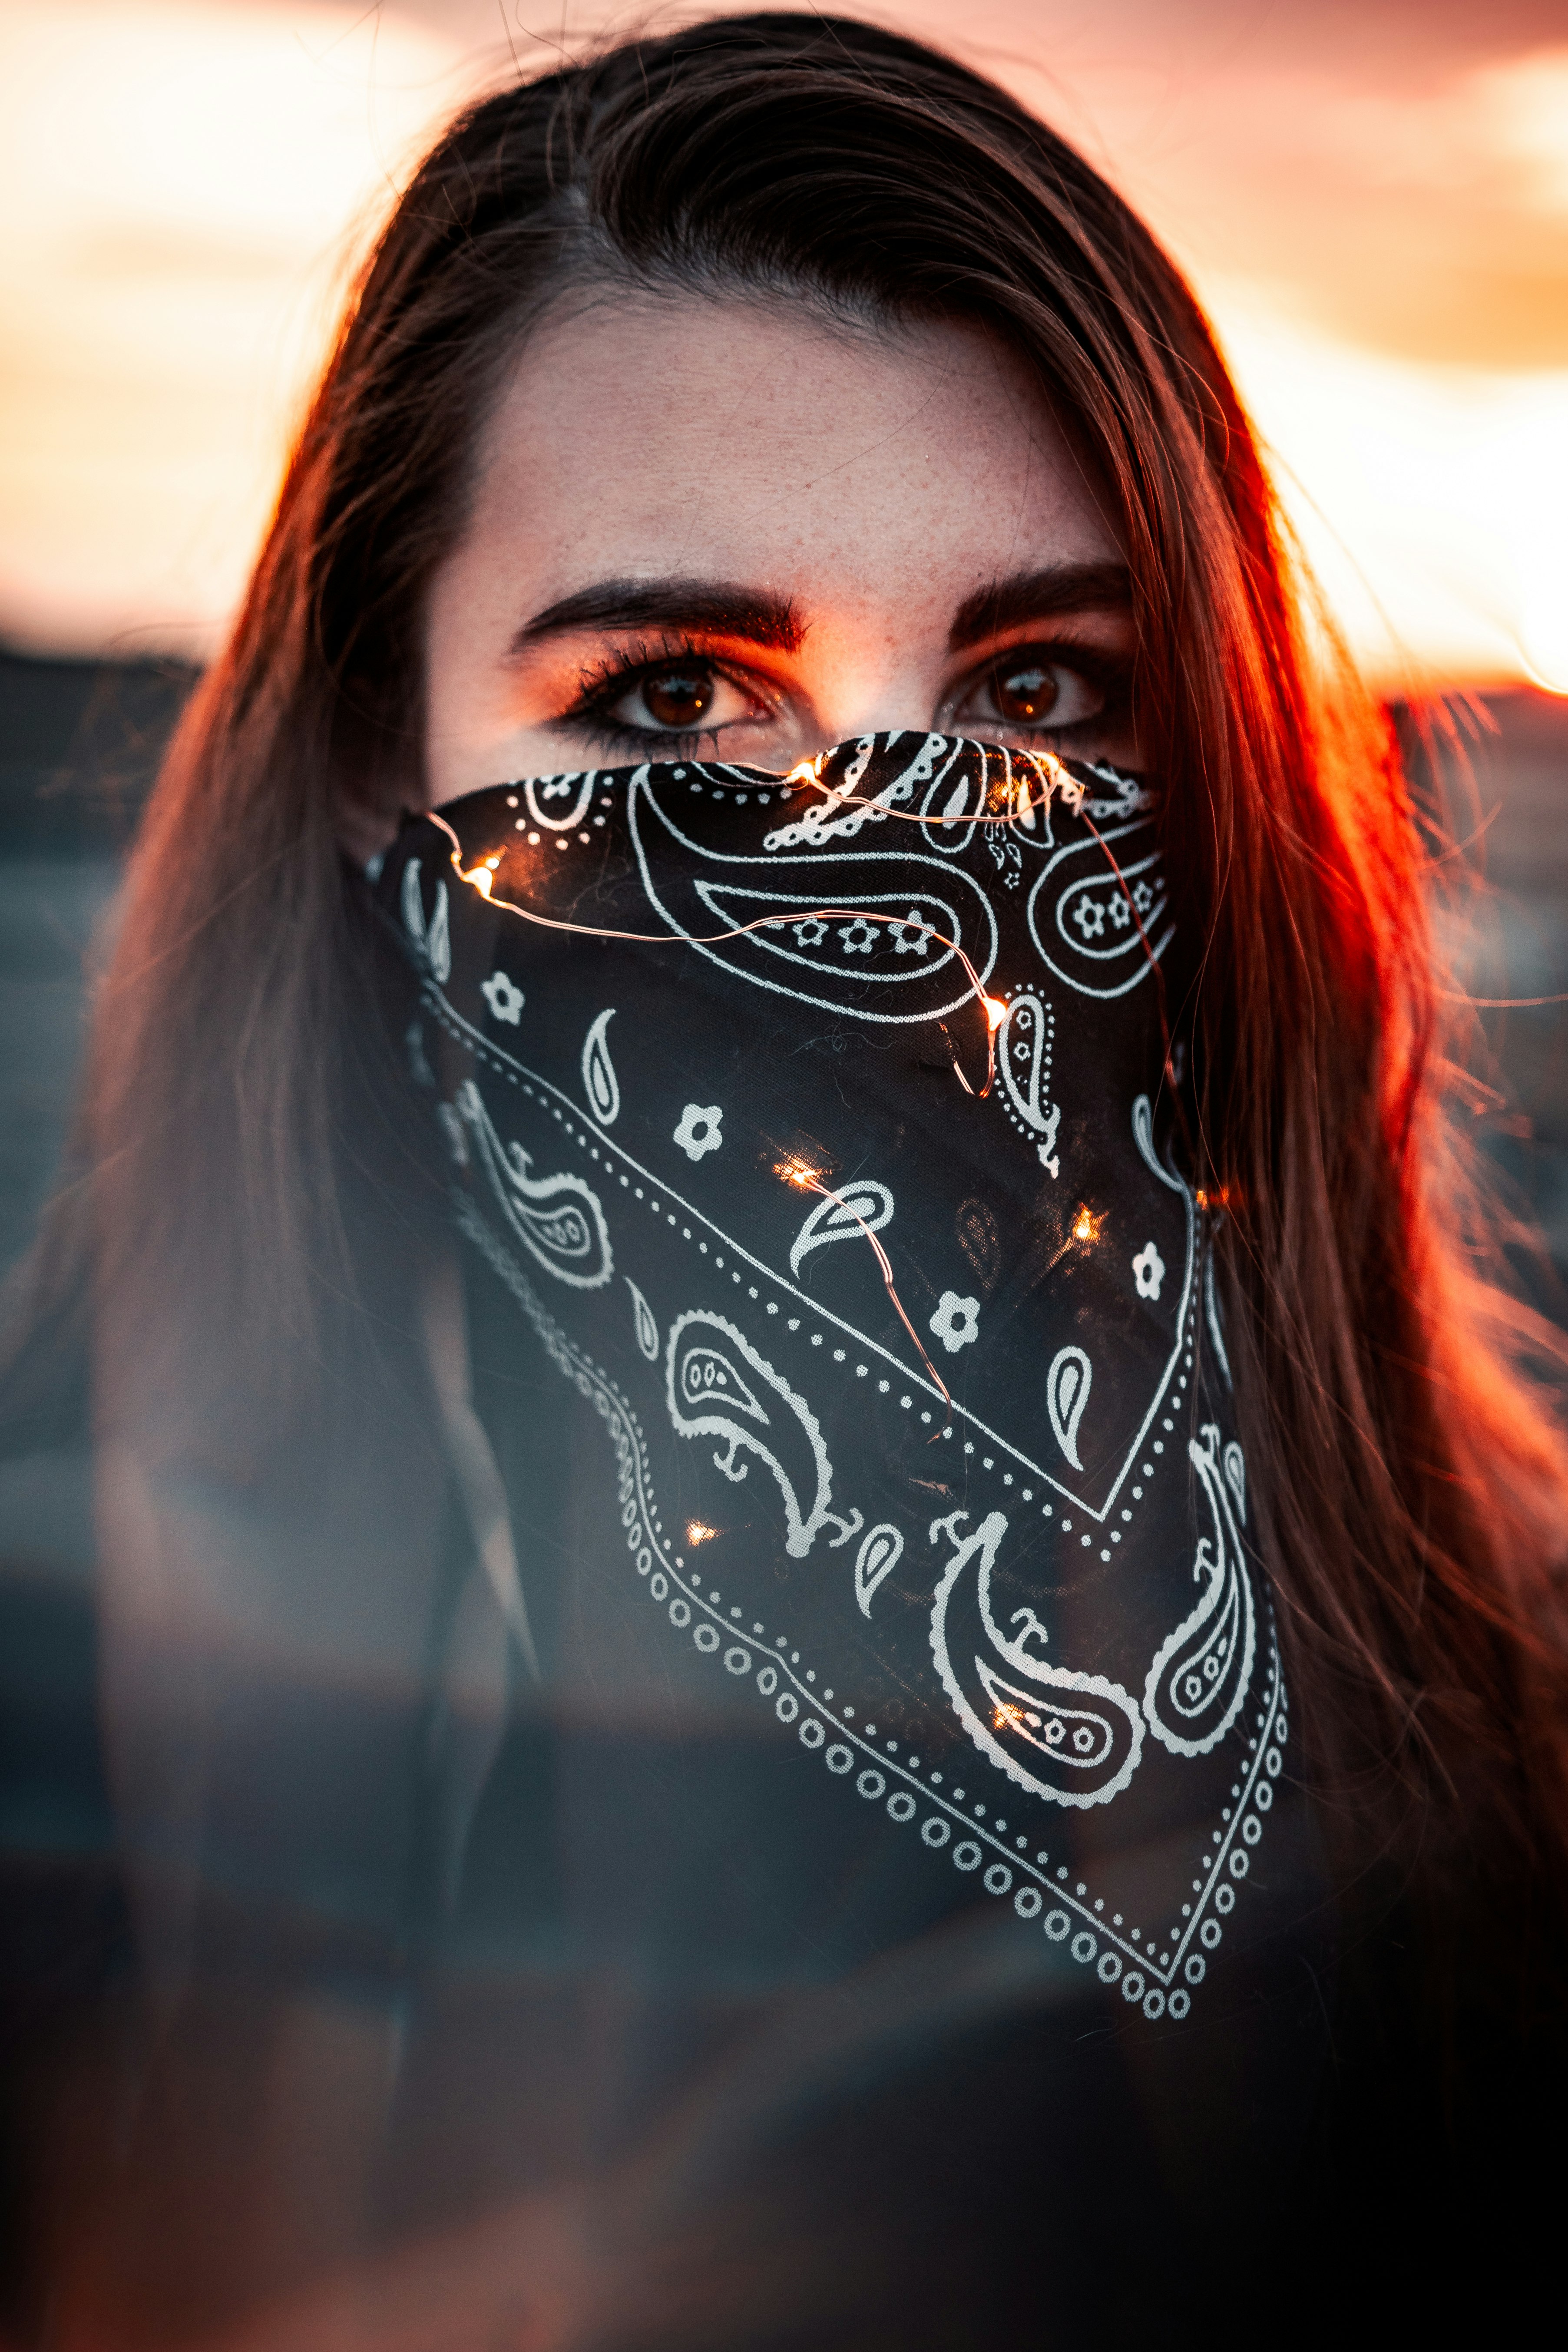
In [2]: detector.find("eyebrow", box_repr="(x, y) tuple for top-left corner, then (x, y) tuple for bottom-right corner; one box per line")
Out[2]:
(512, 577), (804, 656)
(947, 563), (1132, 653)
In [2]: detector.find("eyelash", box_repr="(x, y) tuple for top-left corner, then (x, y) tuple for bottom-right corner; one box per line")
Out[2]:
(560, 635), (765, 759)
(556, 633), (1132, 755)
(966, 642), (1132, 744)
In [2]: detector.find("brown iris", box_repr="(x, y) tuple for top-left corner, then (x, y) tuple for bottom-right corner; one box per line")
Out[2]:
(989, 659), (1059, 726)
(642, 667), (715, 728)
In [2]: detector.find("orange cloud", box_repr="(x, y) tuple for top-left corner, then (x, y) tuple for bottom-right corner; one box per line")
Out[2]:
(0, 0), (1563, 688)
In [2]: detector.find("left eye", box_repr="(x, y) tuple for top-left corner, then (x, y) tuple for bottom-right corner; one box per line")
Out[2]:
(608, 662), (764, 735)
(958, 655), (1104, 735)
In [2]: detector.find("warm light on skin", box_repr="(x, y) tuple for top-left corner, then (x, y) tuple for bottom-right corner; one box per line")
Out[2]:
(421, 298), (1138, 818)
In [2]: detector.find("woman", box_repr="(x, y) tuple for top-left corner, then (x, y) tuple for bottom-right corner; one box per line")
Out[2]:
(3, 13), (1565, 2344)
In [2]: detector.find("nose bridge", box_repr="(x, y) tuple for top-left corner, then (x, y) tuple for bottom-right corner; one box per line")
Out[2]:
(793, 599), (949, 751)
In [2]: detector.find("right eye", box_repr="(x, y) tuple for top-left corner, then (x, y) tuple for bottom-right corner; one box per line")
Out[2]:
(603, 661), (766, 737)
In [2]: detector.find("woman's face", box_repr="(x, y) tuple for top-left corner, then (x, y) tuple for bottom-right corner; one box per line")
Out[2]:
(422, 294), (1138, 811)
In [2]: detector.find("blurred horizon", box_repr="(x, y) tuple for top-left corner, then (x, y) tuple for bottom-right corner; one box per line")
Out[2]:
(0, 0), (1565, 693)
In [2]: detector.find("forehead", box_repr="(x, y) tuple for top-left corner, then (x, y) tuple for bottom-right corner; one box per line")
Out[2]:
(460, 292), (1118, 601)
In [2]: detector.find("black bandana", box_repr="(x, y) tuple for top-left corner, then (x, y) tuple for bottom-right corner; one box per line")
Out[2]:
(377, 733), (1308, 2039)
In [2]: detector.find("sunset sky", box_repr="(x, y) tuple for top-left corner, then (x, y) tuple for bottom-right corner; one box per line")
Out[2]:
(1, 0), (1565, 688)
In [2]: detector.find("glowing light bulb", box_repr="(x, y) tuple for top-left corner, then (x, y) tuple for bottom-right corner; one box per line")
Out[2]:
(686, 1521), (718, 1546)
(463, 864), (494, 898)
(1072, 1205), (1103, 1244)
(983, 996), (1008, 1032)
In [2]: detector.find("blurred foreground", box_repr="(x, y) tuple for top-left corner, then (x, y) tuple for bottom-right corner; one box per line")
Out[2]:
(0, 645), (1564, 2342)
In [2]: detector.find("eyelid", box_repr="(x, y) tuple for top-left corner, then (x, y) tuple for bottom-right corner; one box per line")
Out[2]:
(953, 629), (1127, 680)
(569, 635), (783, 714)
(946, 635), (1128, 717)
(555, 634), (788, 756)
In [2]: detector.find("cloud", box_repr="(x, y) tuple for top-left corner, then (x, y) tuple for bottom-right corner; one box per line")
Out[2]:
(0, 0), (1563, 686)
(0, 0), (463, 652)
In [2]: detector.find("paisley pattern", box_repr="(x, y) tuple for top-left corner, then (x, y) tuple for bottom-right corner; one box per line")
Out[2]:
(665, 1308), (862, 1558)
(456, 1079), (613, 1290)
(380, 734), (1284, 2025)
(928, 1507), (1145, 1807)
(629, 769), (999, 1021)
(1143, 1425), (1258, 1757)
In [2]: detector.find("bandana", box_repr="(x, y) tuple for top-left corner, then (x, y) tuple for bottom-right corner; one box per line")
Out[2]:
(377, 733), (1307, 2036)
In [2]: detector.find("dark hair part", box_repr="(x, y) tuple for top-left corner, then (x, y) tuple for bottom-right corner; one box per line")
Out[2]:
(17, 15), (1568, 1925)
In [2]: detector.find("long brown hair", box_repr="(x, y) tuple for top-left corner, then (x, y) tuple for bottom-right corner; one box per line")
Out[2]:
(17, 13), (1568, 1929)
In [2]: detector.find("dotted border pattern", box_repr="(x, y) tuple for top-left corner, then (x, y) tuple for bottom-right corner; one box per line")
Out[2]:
(420, 977), (1193, 1531)
(453, 1186), (1287, 2028)
(995, 984), (1057, 1160)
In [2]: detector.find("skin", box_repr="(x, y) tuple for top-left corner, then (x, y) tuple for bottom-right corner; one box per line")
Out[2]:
(419, 294), (1139, 821)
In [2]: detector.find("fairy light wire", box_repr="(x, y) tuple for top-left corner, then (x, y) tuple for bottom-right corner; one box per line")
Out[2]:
(410, 750), (1178, 1431)
(418, 744), (1130, 1088)
(775, 1156), (954, 1436)
(421, 811), (1009, 1090)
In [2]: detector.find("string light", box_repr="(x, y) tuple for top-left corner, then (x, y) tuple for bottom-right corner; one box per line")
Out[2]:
(404, 745), (1206, 1565)
(424, 753), (1191, 1420)
(431, 754), (1192, 1190)
(770, 1153), (954, 1436)
(440, 826), (1008, 1094)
